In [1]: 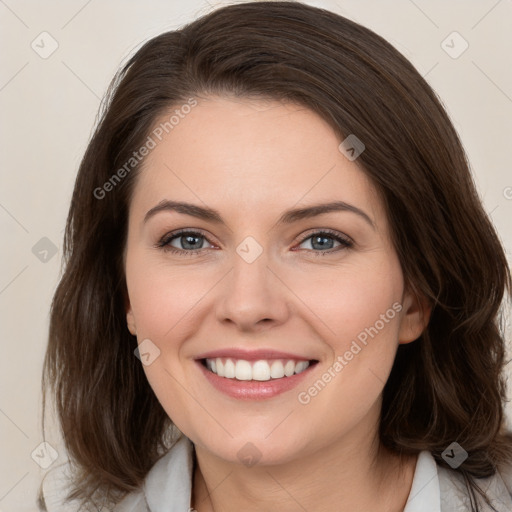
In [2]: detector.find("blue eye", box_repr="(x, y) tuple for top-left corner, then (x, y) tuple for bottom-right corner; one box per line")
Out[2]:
(157, 230), (212, 256)
(156, 229), (353, 256)
(296, 230), (353, 255)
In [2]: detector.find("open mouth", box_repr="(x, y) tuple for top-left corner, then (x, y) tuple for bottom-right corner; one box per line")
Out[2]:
(200, 357), (319, 382)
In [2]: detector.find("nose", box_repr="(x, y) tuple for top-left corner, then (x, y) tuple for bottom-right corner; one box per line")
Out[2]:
(215, 250), (290, 332)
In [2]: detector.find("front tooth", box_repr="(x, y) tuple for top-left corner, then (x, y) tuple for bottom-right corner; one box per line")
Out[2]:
(252, 360), (271, 381)
(235, 360), (252, 380)
(270, 360), (285, 379)
(224, 359), (236, 378)
(210, 359), (216, 373)
(215, 358), (225, 377)
(294, 361), (310, 374)
(284, 360), (295, 377)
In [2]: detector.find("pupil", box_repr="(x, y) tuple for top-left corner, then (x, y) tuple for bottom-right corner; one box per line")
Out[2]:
(183, 235), (201, 250)
(312, 235), (333, 250)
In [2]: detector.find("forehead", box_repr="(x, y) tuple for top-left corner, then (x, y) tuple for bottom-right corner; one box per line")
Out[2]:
(130, 95), (382, 225)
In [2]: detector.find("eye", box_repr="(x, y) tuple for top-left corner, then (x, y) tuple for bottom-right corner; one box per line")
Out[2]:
(295, 230), (353, 255)
(156, 229), (216, 256)
(156, 228), (353, 257)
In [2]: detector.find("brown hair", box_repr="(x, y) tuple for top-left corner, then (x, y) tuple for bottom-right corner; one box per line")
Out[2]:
(40, 1), (512, 510)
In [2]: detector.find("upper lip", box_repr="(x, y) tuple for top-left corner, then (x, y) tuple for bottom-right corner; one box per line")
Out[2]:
(195, 348), (318, 362)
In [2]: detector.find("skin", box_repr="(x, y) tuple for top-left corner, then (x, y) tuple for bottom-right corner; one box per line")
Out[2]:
(124, 96), (431, 511)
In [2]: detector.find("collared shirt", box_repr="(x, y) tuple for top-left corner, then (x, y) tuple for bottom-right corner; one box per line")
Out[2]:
(43, 435), (512, 511)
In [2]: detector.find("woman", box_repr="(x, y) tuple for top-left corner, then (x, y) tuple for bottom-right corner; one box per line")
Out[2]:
(39, 2), (512, 511)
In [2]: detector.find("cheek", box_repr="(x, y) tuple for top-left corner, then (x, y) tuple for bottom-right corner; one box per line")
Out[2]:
(125, 250), (215, 340)
(125, 251), (203, 430)
(290, 260), (403, 350)
(293, 262), (403, 415)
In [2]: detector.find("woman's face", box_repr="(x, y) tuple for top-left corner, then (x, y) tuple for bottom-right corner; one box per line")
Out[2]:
(124, 96), (427, 465)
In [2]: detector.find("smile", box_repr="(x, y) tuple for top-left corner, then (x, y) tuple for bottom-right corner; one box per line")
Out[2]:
(203, 357), (312, 381)
(195, 350), (319, 400)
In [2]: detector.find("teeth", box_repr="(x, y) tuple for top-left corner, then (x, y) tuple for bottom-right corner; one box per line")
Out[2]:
(270, 360), (285, 378)
(252, 360), (271, 381)
(224, 359), (236, 378)
(206, 358), (311, 381)
(284, 360), (295, 377)
(235, 360), (252, 380)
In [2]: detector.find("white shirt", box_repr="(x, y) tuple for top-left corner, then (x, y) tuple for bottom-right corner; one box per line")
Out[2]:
(43, 435), (512, 511)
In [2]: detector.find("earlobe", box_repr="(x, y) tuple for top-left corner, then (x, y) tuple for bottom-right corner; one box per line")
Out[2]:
(398, 290), (432, 344)
(126, 309), (137, 336)
(124, 285), (137, 336)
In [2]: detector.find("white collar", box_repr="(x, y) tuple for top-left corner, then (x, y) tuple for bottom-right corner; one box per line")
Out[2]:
(403, 450), (441, 512)
(143, 435), (194, 511)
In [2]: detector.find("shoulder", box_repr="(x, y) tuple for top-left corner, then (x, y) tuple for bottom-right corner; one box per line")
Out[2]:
(437, 457), (512, 512)
(40, 460), (83, 512)
(42, 436), (194, 512)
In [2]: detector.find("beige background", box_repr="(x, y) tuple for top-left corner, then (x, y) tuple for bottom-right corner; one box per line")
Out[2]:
(1, 0), (511, 510)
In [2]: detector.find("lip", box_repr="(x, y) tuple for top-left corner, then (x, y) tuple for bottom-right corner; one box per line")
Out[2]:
(195, 348), (314, 362)
(196, 356), (318, 400)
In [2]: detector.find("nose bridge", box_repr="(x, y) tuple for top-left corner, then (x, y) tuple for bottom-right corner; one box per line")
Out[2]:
(232, 245), (270, 290)
(216, 239), (289, 329)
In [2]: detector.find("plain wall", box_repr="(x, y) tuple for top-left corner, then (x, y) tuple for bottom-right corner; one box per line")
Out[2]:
(1, 1), (511, 510)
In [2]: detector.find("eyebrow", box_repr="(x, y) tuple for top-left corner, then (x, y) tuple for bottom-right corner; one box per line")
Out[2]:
(144, 200), (375, 229)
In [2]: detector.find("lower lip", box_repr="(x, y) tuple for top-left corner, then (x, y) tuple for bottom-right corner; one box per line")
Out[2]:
(197, 360), (315, 400)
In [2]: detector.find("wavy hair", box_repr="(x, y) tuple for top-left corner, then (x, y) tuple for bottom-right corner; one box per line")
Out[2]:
(39, 2), (512, 510)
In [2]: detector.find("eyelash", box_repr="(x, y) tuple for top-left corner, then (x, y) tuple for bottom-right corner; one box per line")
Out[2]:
(155, 228), (353, 257)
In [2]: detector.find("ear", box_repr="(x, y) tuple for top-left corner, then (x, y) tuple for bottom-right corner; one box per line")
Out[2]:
(123, 280), (137, 336)
(126, 307), (137, 336)
(125, 290), (137, 336)
(398, 287), (432, 344)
